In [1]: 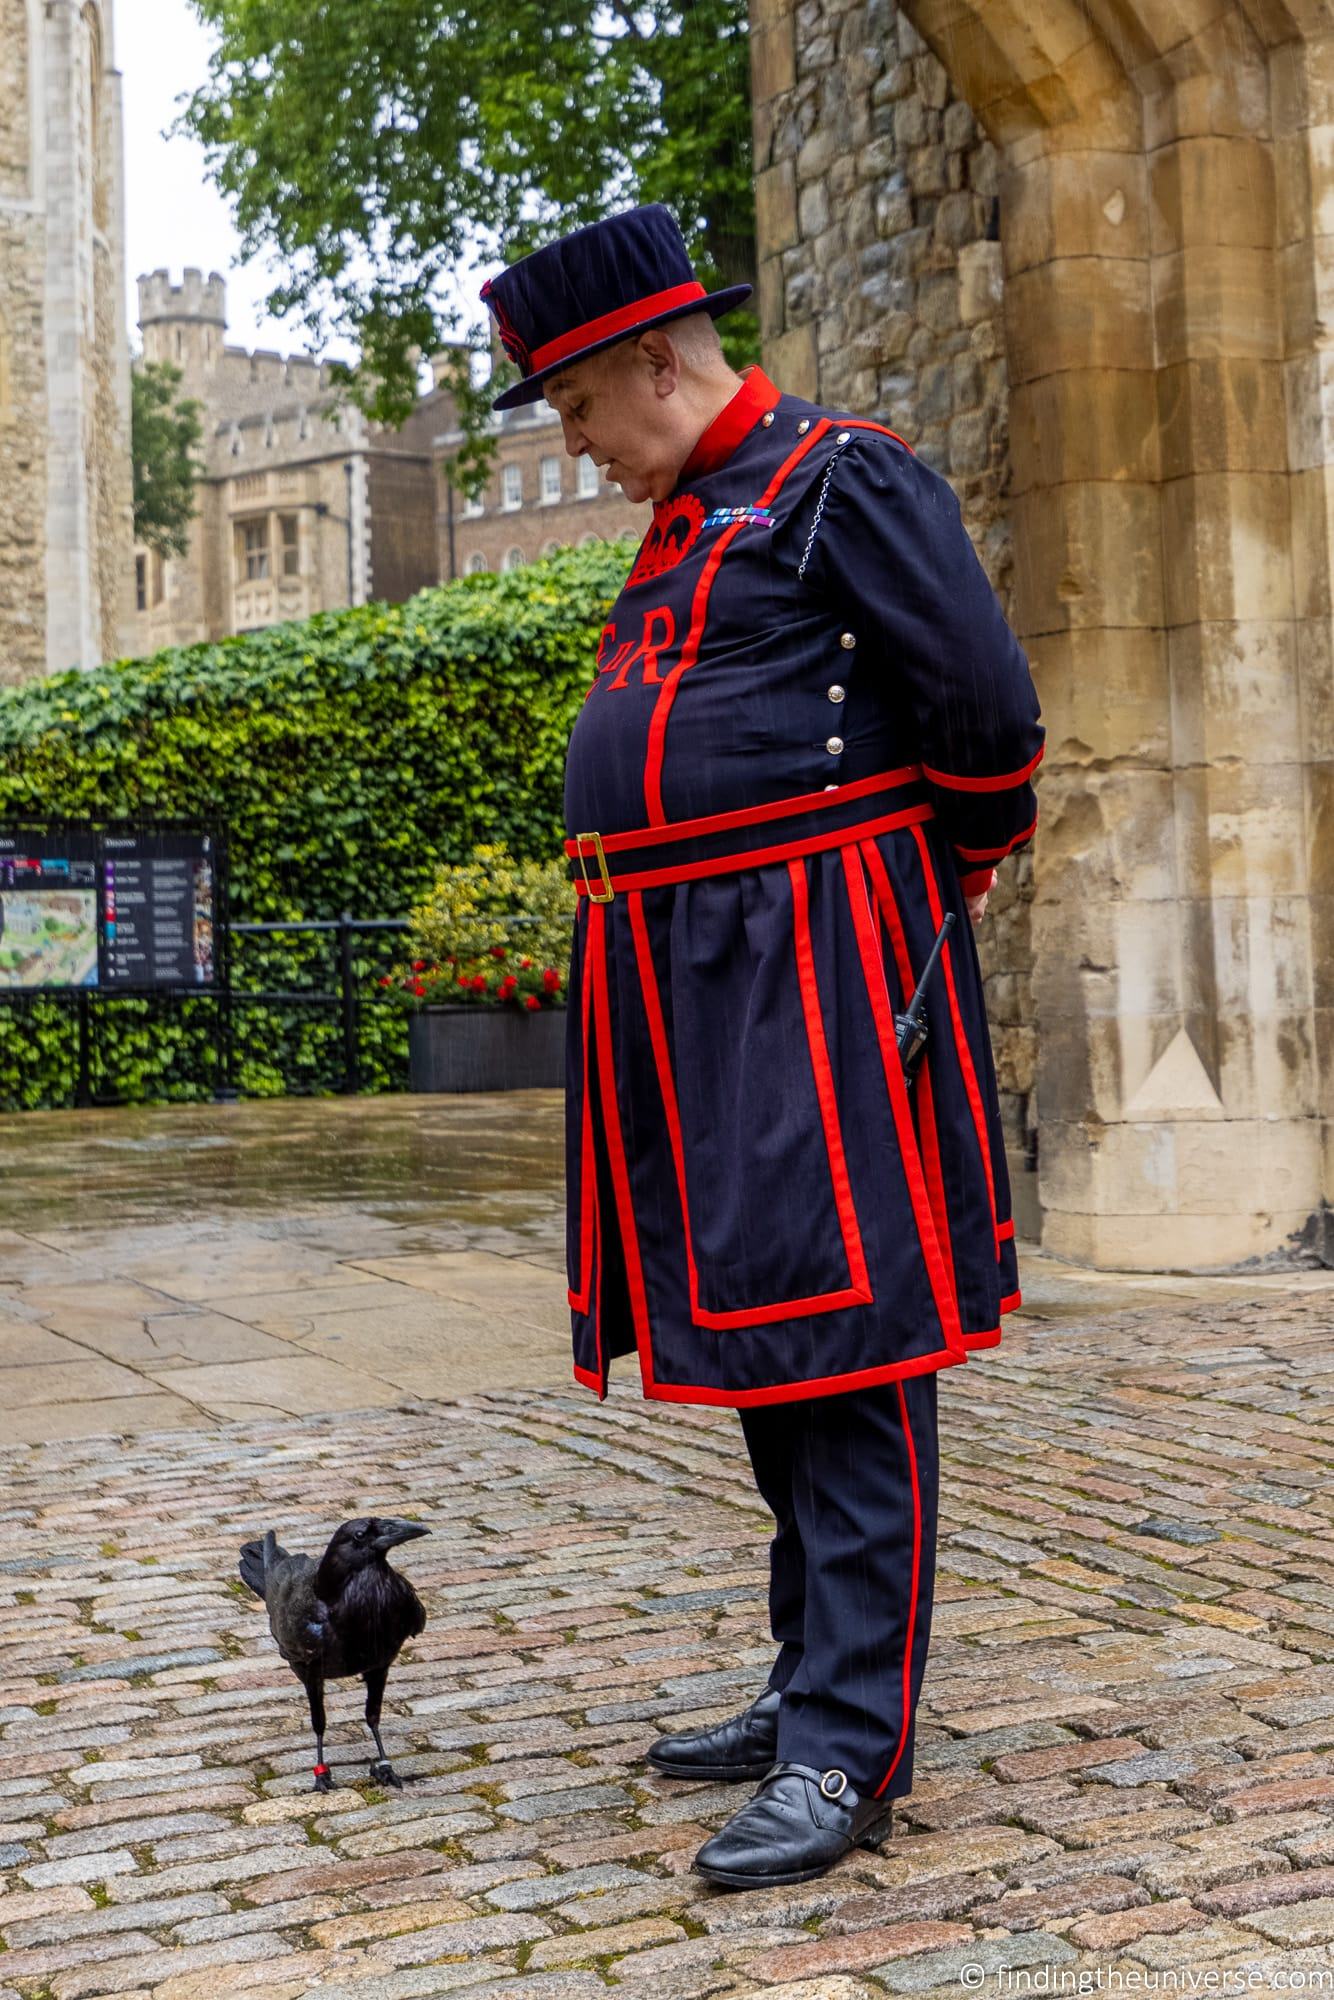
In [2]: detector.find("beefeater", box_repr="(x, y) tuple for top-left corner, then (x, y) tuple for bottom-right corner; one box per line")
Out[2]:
(481, 204), (1044, 1891)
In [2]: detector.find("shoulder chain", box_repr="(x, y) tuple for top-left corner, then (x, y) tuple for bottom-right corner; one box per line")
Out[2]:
(796, 446), (845, 581)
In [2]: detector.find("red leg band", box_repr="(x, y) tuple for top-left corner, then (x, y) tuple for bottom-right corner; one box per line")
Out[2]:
(313, 1762), (330, 1776)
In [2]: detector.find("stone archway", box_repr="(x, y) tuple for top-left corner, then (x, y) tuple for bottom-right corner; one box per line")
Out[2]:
(753, 0), (1333, 1267)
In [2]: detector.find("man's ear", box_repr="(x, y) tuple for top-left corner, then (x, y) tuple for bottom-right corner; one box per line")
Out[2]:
(638, 327), (683, 400)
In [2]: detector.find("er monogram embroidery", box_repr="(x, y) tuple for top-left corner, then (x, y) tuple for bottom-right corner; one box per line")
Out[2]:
(626, 493), (706, 588)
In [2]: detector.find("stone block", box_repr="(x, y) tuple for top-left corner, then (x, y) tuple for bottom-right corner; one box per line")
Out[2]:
(1150, 136), (1276, 255)
(1002, 150), (1149, 277)
(1011, 479), (1164, 634)
(1028, 627), (1171, 770)
(1166, 621), (1302, 769)
(1039, 1188), (1314, 1270)
(766, 323), (819, 401)
(751, 13), (796, 105)
(1196, 760), (1310, 898)
(1157, 358), (1288, 479)
(1009, 368), (1158, 495)
(1288, 466), (1334, 620)
(1159, 472), (1295, 627)
(756, 161), (799, 258)
(957, 240), (1002, 325)
(1005, 257), (1153, 387)
(1152, 245), (1283, 366)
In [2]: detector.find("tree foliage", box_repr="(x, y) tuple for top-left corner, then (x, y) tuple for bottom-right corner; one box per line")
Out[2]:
(131, 361), (203, 559)
(177, 0), (757, 425)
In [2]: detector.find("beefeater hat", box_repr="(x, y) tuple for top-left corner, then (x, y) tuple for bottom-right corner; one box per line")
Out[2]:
(481, 204), (751, 412)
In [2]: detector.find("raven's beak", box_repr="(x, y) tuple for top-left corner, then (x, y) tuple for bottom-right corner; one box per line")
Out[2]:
(373, 1519), (431, 1552)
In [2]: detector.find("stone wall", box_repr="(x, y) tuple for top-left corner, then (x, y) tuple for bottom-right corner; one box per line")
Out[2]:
(0, 0), (47, 687)
(751, 0), (1037, 1222)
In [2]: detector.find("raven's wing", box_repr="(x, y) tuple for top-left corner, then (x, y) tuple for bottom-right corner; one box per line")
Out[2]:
(238, 1527), (291, 1601)
(262, 1552), (329, 1669)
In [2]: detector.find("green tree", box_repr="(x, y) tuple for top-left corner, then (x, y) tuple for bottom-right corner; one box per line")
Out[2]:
(177, 0), (756, 431)
(131, 361), (203, 559)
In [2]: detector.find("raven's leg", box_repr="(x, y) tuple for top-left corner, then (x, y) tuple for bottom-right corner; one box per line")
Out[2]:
(363, 1666), (402, 1787)
(302, 1672), (333, 1792)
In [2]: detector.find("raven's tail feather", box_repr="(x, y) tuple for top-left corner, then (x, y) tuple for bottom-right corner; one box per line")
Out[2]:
(238, 1528), (286, 1600)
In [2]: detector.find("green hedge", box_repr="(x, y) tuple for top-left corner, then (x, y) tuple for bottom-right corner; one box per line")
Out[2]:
(0, 542), (631, 1109)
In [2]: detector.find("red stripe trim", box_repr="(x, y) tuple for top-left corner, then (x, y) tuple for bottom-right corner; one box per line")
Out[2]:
(875, 1381), (922, 1798)
(633, 1343), (968, 1406)
(997, 1218), (1015, 1242)
(566, 766), (922, 859)
(1001, 1287), (1022, 1312)
(573, 1362), (604, 1394)
(565, 905), (596, 1317)
(842, 845), (963, 1356)
(908, 823), (998, 1240)
(961, 1325), (1003, 1351)
(628, 890), (868, 1329)
(788, 858), (873, 1303)
(644, 420), (833, 824)
(923, 745), (1044, 794)
(528, 281), (707, 374)
(589, 901), (656, 1394)
(572, 802), (934, 894)
(954, 816), (1039, 864)
(841, 417), (915, 455)
(868, 853), (957, 1310)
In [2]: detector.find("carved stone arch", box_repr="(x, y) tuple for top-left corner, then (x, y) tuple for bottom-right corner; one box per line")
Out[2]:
(884, 0), (1333, 1266)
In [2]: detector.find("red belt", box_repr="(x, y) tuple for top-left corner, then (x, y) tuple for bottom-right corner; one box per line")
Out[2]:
(566, 767), (934, 900)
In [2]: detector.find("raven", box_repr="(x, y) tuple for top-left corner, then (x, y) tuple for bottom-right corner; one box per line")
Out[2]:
(239, 1517), (429, 1791)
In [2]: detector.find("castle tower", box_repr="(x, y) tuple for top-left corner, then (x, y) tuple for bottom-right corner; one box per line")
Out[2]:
(138, 266), (227, 398)
(0, 0), (134, 682)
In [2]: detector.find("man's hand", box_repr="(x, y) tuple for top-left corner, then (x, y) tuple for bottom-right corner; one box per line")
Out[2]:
(965, 889), (989, 925)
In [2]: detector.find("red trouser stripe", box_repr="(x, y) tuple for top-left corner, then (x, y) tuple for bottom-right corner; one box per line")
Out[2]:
(874, 1380), (922, 1798)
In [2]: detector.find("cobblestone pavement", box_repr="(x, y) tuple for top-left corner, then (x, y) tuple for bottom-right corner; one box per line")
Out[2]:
(3, 1271), (1334, 1999)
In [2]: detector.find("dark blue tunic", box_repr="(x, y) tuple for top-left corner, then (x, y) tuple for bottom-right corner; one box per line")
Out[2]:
(563, 366), (1044, 1408)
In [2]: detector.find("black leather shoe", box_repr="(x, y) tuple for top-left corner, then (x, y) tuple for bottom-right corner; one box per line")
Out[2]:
(693, 1761), (893, 1888)
(646, 1686), (781, 1782)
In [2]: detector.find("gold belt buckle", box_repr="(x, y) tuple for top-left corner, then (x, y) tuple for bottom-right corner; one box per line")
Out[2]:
(574, 830), (614, 903)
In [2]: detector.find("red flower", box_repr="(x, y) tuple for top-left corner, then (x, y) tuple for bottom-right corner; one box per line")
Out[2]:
(490, 945), (506, 959)
(498, 976), (517, 998)
(543, 968), (561, 992)
(520, 957), (532, 969)
(472, 975), (487, 992)
(411, 980), (426, 997)
(412, 959), (427, 971)
(378, 975), (391, 987)
(525, 994), (542, 1011)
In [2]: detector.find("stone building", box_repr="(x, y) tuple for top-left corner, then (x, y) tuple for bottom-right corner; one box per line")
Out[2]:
(434, 393), (648, 580)
(129, 271), (444, 656)
(0, 0), (134, 683)
(751, 0), (1334, 1271)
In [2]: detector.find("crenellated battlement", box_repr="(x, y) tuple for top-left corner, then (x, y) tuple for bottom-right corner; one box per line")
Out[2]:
(137, 267), (228, 326)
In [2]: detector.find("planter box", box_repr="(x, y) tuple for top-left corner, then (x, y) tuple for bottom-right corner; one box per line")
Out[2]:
(408, 1004), (566, 1093)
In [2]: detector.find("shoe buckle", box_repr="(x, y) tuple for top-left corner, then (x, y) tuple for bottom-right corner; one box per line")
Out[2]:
(819, 1768), (848, 1800)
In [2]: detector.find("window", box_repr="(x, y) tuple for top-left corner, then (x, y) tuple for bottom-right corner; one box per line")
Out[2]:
(580, 532), (601, 548)
(541, 539), (561, 557)
(462, 487), (484, 520)
(502, 547), (525, 572)
(279, 513), (300, 578)
(577, 456), (600, 499)
(236, 517), (270, 582)
(501, 462), (522, 510)
(134, 554), (147, 613)
(539, 455), (562, 505)
(466, 551), (489, 575)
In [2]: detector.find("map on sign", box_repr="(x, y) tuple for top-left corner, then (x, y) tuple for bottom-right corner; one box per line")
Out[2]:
(0, 830), (220, 992)
(0, 889), (99, 988)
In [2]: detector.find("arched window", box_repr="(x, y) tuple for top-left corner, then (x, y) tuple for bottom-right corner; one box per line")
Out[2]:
(502, 547), (525, 572)
(580, 532), (601, 548)
(465, 551), (488, 575)
(541, 538), (561, 557)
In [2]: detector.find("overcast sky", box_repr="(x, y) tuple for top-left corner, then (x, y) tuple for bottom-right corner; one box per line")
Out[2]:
(115, 0), (476, 367)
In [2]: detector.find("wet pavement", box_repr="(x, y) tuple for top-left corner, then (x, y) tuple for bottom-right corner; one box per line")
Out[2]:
(0, 1096), (1333, 1997)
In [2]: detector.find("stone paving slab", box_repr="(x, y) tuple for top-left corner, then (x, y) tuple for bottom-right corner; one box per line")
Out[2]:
(0, 1274), (1330, 1994)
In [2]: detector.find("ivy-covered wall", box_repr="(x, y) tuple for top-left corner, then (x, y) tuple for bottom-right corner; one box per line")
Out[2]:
(0, 544), (629, 1109)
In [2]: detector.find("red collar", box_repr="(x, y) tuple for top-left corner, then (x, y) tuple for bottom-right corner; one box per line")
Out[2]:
(676, 366), (782, 485)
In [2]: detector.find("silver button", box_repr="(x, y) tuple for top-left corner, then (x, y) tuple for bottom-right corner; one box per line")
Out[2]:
(836, 430), (851, 444)
(826, 735), (844, 755)
(797, 418), (810, 435)
(761, 410), (774, 427)
(840, 632), (856, 650)
(827, 684), (846, 703)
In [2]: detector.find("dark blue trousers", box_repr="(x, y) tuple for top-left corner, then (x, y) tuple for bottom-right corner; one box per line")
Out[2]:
(739, 1375), (938, 1799)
